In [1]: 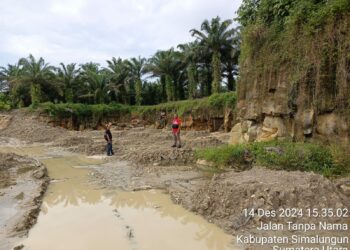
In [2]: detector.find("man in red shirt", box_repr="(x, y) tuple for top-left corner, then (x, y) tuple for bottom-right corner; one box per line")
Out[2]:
(171, 113), (182, 148)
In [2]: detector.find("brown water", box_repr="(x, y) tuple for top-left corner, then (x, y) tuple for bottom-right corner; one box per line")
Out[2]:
(2, 146), (240, 250)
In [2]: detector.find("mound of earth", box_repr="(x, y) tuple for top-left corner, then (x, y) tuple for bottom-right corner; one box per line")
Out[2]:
(0, 114), (12, 130)
(120, 147), (195, 165)
(0, 110), (68, 143)
(187, 167), (350, 236)
(113, 129), (226, 165)
(0, 153), (49, 250)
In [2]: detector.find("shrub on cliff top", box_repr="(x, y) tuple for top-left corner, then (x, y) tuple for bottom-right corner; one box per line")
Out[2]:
(0, 93), (11, 111)
(137, 92), (236, 116)
(40, 102), (132, 119)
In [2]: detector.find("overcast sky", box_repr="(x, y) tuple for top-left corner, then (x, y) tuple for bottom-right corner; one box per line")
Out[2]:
(0, 0), (242, 66)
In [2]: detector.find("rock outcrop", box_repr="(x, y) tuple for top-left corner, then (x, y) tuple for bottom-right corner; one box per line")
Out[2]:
(231, 14), (350, 146)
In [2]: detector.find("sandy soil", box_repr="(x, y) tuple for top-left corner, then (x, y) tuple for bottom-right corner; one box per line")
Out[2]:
(1, 109), (349, 249)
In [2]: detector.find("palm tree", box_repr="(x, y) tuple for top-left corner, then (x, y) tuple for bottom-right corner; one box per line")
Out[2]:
(0, 63), (29, 106)
(57, 63), (80, 103)
(105, 57), (130, 104)
(127, 56), (146, 105)
(178, 42), (200, 99)
(222, 27), (241, 91)
(79, 62), (109, 104)
(0, 63), (21, 91)
(190, 17), (236, 94)
(145, 49), (182, 102)
(18, 54), (58, 105)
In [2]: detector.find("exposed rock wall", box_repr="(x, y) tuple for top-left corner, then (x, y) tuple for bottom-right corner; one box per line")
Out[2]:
(40, 108), (235, 133)
(232, 15), (350, 146)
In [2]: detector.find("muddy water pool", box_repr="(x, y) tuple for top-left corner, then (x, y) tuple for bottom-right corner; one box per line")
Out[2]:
(1, 146), (240, 250)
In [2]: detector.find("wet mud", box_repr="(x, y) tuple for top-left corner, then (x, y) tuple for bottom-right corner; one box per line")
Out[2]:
(0, 110), (349, 250)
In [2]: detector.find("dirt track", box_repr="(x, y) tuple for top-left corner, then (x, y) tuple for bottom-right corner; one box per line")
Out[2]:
(0, 109), (349, 249)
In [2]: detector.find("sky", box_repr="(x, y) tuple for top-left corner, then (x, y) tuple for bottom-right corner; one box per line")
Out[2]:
(0, 0), (242, 66)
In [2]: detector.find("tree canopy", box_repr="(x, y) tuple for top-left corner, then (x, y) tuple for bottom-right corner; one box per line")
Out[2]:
(0, 16), (240, 108)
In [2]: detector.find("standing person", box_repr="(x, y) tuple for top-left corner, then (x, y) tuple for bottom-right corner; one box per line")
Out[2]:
(171, 114), (182, 148)
(104, 122), (114, 156)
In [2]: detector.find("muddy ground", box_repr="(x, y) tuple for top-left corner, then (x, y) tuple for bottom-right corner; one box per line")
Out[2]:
(0, 152), (49, 250)
(0, 109), (349, 249)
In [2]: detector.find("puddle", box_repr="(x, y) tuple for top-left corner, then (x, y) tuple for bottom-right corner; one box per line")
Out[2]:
(2, 145), (240, 250)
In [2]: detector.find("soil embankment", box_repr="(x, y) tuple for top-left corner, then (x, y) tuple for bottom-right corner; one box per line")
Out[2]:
(0, 109), (349, 249)
(0, 152), (49, 250)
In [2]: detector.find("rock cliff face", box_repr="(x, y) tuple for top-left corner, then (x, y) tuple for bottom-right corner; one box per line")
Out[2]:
(231, 14), (350, 146)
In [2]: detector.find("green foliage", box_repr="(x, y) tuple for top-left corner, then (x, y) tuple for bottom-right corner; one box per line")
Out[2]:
(41, 102), (131, 118)
(0, 93), (11, 111)
(138, 92), (237, 117)
(40, 102), (133, 128)
(196, 144), (248, 167)
(65, 88), (74, 103)
(30, 83), (42, 106)
(196, 140), (349, 177)
(191, 16), (238, 95)
(236, 0), (350, 29)
(329, 145), (350, 176)
(237, 0), (350, 118)
(186, 63), (197, 99)
(1, 16), (241, 107)
(165, 75), (175, 102)
(18, 54), (58, 105)
(57, 63), (80, 103)
(39, 92), (236, 129)
(237, 0), (350, 54)
(236, 0), (260, 26)
(208, 92), (237, 108)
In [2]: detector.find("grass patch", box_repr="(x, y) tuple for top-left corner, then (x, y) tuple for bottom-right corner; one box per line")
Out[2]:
(196, 140), (350, 178)
(196, 144), (249, 168)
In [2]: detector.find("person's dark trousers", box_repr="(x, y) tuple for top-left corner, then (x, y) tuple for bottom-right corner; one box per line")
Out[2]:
(107, 142), (114, 156)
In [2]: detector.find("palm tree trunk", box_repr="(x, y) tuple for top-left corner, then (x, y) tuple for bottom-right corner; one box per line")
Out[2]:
(160, 75), (167, 102)
(187, 63), (197, 99)
(206, 64), (212, 96)
(65, 88), (74, 103)
(30, 83), (42, 105)
(135, 79), (143, 105)
(211, 51), (221, 94)
(165, 75), (174, 102)
(226, 61), (235, 91)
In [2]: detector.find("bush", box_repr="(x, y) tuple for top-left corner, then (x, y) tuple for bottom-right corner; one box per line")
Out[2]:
(196, 140), (349, 177)
(0, 93), (11, 111)
(38, 92), (237, 129)
(138, 92), (237, 117)
(39, 102), (133, 127)
(196, 144), (248, 168)
(208, 92), (237, 109)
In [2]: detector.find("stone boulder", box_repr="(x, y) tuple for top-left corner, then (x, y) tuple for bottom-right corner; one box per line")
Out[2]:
(229, 123), (245, 145)
(256, 116), (288, 142)
(0, 115), (12, 130)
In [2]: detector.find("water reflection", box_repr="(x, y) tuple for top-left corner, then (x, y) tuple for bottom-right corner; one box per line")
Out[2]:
(25, 153), (239, 250)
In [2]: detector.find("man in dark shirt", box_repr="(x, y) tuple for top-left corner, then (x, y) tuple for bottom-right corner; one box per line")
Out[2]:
(104, 122), (114, 156)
